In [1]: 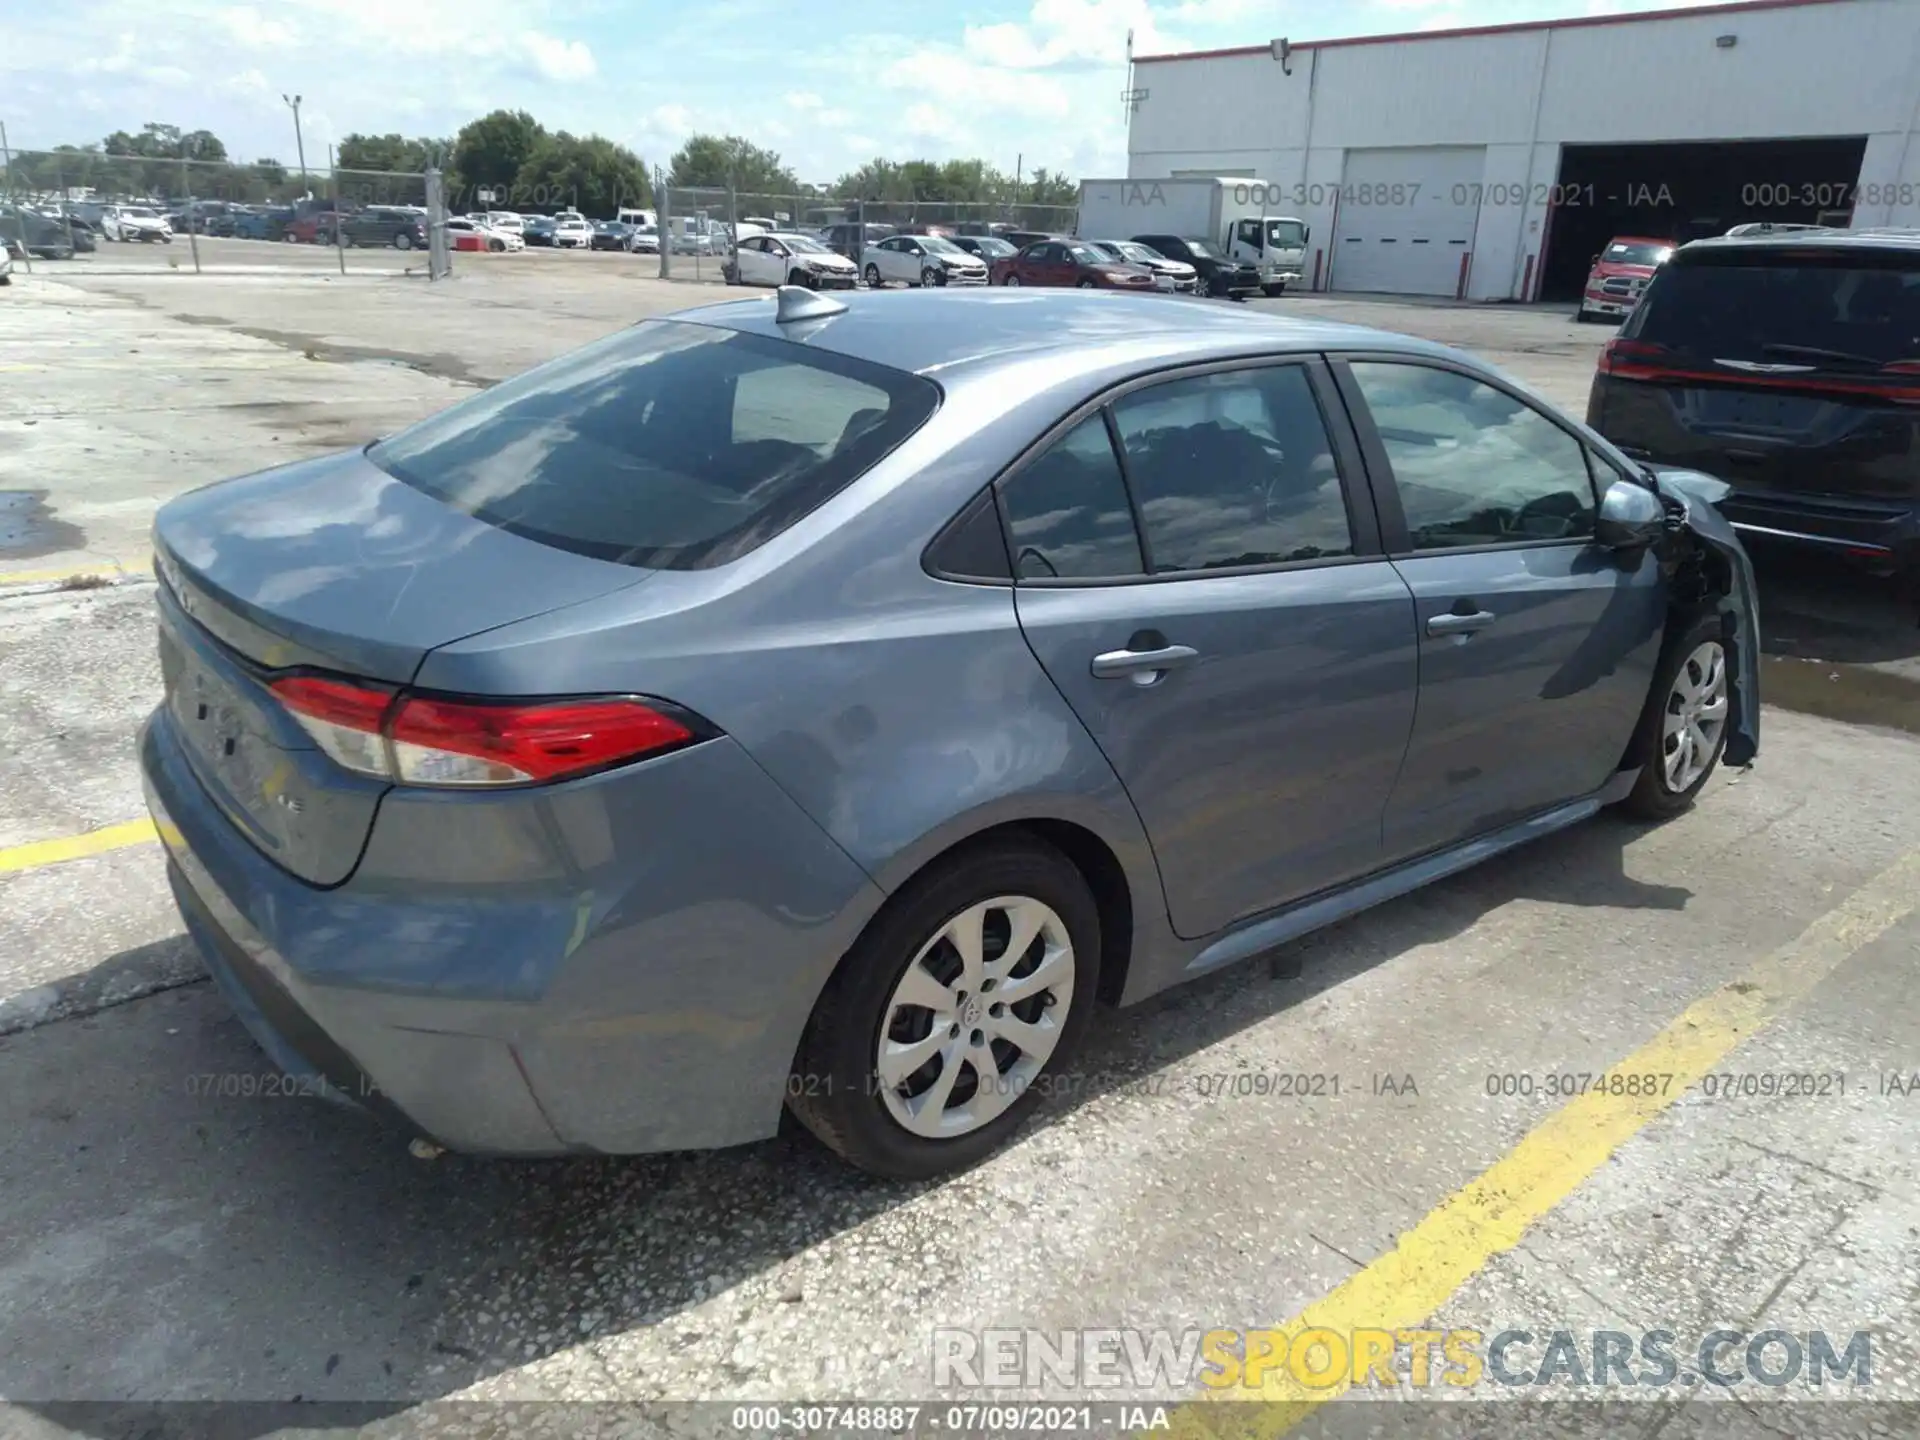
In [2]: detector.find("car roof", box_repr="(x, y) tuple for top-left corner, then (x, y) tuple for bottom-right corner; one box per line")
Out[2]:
(676, 288), (1448, 379)
(1605, 235), (1673, 246)
(1674, 229), (1920, 259)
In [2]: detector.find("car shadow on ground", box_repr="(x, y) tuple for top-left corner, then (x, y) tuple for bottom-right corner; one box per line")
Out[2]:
(4, 811), (1686, 1432)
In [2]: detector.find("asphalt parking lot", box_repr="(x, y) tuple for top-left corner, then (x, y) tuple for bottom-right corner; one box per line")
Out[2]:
(3, 265), (1918, 1437)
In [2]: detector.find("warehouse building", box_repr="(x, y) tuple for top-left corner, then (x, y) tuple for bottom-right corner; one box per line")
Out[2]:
(1125, 0), (1920, 301)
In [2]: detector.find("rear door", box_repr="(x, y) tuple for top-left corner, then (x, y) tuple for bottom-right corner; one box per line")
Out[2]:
(1004, 358), (1420, 940)
(1334, 357), (1667, 861)
(1591, 245), (1920, 554)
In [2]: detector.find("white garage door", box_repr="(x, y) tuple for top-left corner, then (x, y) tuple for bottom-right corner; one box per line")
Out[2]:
(1330, 147), (1485, 297)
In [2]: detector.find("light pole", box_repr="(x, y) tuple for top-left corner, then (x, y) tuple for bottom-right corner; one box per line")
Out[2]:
(282, 93), (309, 193)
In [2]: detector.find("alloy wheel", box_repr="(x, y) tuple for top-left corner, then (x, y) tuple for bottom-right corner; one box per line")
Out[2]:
(876, 895), (1074, 1139)
(1661, 641), (1728, 792)
(864, 263), (881, 287)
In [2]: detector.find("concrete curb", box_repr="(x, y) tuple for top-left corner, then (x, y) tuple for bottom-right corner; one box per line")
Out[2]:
(0, 940), (207, 1038)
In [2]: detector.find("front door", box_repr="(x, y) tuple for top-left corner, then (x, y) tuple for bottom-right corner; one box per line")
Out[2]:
(1335, 357), (1668, 860)
(1003, 359), (1420, 939)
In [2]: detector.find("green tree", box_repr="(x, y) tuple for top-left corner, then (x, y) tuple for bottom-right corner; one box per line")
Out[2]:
(513, 132), (649, 218)
(451, 109), (545, 200)
(667, 133), (800, 196)
(337, 133), (450, 174)
(254, 158), (287, 188)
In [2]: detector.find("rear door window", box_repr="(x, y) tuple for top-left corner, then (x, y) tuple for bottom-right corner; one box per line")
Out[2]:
(1630, 250), (1920, 368)
(368, 321), (939, 570)
(1110, 366), (1354, 571)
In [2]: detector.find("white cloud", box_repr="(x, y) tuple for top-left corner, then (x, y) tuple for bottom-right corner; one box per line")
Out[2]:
(881, 49), (1074, 117)
(521, 31), (596, 82)
(963, 0), (1165, 70)
(784, 91), (823, 110)
(218, 6), (297, 47)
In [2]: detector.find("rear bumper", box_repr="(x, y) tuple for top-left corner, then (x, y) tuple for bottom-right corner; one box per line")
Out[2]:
(140, 705), (885, 1156)
(1714, 491), (1917, 569)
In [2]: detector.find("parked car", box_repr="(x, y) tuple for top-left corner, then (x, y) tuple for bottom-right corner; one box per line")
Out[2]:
(233, 206), (294, 241)
(99, 205), (174, 243)
(591, 221), (636, 252)
(169, 200), (240, 237)
(1130, 234), (1261, 300)
(1576, 236), (1676, 323)
(627, 226), (661, 254)
(732, 232), (859, 289)
(341, 206), (429, 251)
(138, 288), (1759, 1179)
(947, 235), (1018, 264)
(286, 212), (341, 244)
(1082, 239), (1198, 294)
(59, 214), (97, 253)
(485, 212), (526, 238)
(863, 233), (990, 288)
(990, 238), (1158, 291)
(1588, 227), (1920, 583)
(0, 203), (75, 260)
(824, 221), (896, 261)
(522, 216), (557, 247)
(445, 217), (516, 253)
(553, 216), (593, 250)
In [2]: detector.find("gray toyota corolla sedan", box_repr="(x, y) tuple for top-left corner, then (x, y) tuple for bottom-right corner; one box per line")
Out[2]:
(140, 286), (1759, 1178)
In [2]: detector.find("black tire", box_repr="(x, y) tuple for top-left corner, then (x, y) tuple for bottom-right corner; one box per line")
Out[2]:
(394, 231), (413, 250)
(787, 835), (1102, 1180)
(1618, 610), (1731, 821)
(1076, 277), (1096, 289)
(864, 263), (882, 288)
(1575, 306), (1597, 323)
(1263, 283), (1287, 297)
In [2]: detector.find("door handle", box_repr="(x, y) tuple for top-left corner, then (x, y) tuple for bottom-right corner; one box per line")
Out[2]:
(1426, 610), (1496, 637)
(1091, 644), (1199, 679)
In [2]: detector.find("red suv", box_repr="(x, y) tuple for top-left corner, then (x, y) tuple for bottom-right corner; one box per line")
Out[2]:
(1577, 236), (1675, 324)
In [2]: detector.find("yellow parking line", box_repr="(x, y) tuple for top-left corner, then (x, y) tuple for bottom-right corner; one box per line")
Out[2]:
(1174, 847), (1920, 1439)
(0, 819), (158, 877)
(0, 561), (135, 588)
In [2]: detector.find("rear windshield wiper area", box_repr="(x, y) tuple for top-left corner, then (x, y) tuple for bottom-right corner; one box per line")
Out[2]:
(1757, 342), (1896, 371)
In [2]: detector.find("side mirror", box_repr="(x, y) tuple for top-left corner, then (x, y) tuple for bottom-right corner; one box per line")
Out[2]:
(1594, 478), (1665, 551)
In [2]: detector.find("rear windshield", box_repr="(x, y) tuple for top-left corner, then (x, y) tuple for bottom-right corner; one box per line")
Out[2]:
(368, 320), (941, 569)
(1628, 250), (1920, 367)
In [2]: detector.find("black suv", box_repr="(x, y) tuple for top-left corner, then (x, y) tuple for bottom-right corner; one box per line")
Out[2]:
(1588, 230), (1920, 581)
(1130, 233), (1261, 300)
(340, 206), (429, 250)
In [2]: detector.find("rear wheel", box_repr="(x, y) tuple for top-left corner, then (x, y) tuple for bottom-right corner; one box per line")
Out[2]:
(1620, 613), (1731, 820)
(864, 262), (882, 288)
(788, 837), (1100, 1179)
(1076, 277), (1096, 289)
(394, 232), (413, 250)
(1003, 274), (1021, 286)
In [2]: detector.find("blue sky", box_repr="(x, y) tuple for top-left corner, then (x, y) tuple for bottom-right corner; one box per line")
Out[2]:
(2, 0), (1736, 184)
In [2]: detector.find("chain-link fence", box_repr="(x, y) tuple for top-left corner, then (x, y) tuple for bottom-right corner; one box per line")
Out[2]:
(0, 144), (450, 278)
(655, 186), (1081, 285)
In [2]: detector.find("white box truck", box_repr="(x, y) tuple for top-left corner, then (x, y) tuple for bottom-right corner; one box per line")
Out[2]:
(1076, 177), (1309, 295)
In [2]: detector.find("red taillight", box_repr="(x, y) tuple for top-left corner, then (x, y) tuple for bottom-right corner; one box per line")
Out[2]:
(387, 696), (693, 786)
(1596, 338), (1669, 376)
(268, 677), (698, 788)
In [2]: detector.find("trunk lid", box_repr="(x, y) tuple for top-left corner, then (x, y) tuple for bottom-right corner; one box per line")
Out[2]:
(152, 448), (651, 885)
